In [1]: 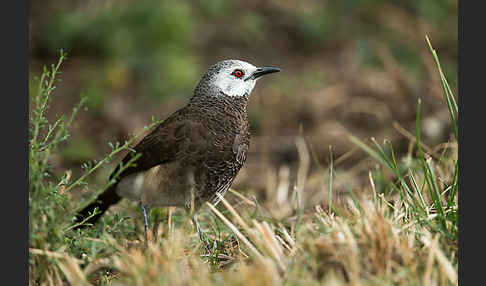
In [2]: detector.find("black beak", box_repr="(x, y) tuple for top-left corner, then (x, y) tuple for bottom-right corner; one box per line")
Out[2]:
(246, 66), (280, 81)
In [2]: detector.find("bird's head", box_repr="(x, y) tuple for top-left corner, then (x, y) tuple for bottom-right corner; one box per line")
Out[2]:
(195, 59), (280, 97)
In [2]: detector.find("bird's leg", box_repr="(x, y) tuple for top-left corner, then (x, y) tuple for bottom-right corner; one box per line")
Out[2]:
(141, 203), (150, 249)
(188, 172), (211, 253)
(193, 214), (211, 254)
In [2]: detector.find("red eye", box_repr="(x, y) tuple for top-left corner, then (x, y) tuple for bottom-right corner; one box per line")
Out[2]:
(233, 69), (244, 78)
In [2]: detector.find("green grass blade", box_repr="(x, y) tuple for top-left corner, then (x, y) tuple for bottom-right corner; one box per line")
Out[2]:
(425, 35), (458, 139)
(416, 98), (448, 233)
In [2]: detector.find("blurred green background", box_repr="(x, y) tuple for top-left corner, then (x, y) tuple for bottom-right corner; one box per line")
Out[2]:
(29, 0), (457, 204)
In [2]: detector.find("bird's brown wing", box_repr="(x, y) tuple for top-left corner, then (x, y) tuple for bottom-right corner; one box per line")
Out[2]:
(110, 108), (212, 182)
(110, 110), (189, 181)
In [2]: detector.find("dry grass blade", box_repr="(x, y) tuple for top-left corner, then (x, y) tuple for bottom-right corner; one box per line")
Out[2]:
(252, 220), (287, 271)
(206, 202), (265, 263)
(29, 248), (84, 264)
(228, 188), (256, 206)
(392, 121), (440, 159)
(278, 223), (295, 248)
(216, 193), (251, 231)
(275, 234), (292, 253)
(295, 136), (310, 198)
(262, 222), (284, 258)
(422, 234), (438, 285)
(422, 234), (457, 285)
(57, 256), (90, 286)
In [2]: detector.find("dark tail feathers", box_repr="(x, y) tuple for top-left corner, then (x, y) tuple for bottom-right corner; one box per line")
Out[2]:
(73, 184), (122, 230)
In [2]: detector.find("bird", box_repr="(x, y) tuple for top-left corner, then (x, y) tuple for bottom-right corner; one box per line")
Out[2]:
(73, 59), (280, 247)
